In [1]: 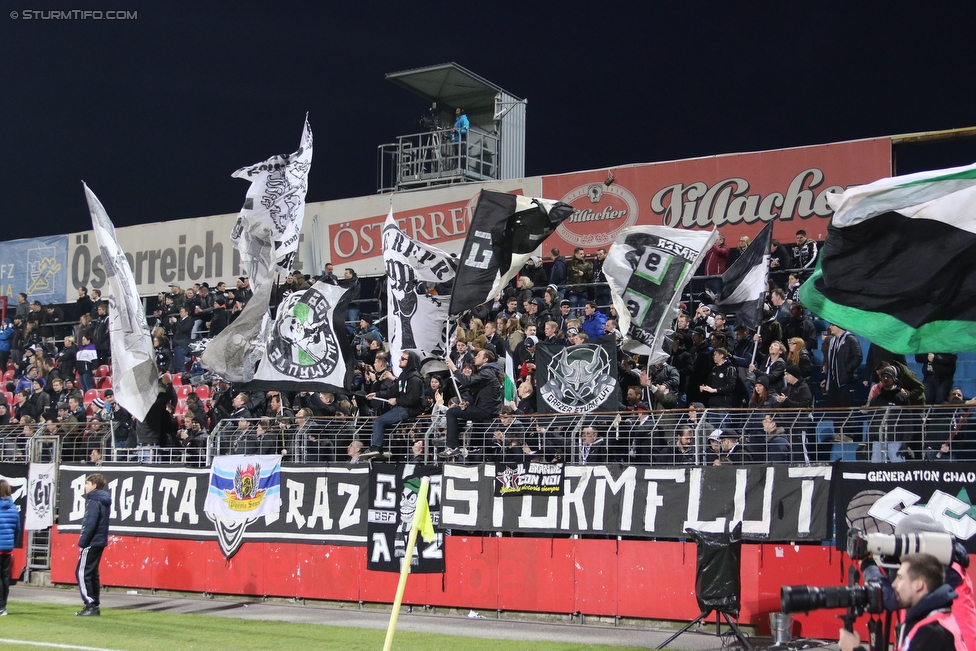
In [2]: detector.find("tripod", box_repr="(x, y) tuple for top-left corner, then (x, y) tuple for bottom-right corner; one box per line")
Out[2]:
(656, 608), (753, 650)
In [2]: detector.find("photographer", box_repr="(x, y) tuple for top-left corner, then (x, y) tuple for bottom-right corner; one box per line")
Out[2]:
(841, 552), (965, 651)
(852, 513), (976, 649)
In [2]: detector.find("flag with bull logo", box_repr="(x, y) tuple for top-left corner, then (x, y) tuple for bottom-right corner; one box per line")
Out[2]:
(449, 191), (574, 316)
(534, 336), (619, 413)
(84, 184), (159, 421)
(602, 226), (717, 363)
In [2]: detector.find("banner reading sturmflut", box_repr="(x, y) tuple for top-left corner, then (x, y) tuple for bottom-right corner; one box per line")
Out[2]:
(205, 455), (282, 520)
(602, 226), (716, 362)
(84, 184), (159, 421)
(382, 209), (456, 366)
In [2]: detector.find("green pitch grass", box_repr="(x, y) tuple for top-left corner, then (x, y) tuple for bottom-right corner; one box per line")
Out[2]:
(0, 602), (654, 650)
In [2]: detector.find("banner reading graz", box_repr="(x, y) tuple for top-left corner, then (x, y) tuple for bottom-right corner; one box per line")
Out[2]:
(834, 462), (976, 553)
(57, 464), (369, 556)
(442, 464), (831, 540)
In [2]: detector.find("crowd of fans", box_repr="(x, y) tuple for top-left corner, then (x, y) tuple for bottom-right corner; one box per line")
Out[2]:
(1, 233), (974, 467)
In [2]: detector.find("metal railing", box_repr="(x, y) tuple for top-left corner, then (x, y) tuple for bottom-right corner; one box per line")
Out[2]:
(377, 126), (498, 192)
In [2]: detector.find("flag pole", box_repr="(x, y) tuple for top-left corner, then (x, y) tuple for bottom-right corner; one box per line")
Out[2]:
(444, 319), (463, 400)
(382, 476), (431, 651)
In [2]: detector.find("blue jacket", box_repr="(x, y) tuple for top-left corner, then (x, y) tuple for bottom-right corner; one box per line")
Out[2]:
(582, 311), (608, 342)
(0, 322), (13, 353)
(78, 489), (111, 548)
(0, 497), (20, 552)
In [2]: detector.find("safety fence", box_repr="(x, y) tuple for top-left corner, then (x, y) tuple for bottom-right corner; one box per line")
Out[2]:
(3, 404), (964, 469)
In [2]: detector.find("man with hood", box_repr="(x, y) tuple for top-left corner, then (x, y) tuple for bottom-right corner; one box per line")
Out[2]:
(522, 256), (548, 289)
(76, 472), (111, 616)
(362, 350), (424, 459)
(440, 348), (503, 458)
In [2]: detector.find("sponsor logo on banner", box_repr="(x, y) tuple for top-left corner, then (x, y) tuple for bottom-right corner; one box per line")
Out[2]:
(557, 183), (639, 247)
(494, 462), (564, 497)
(539, 344), (616, 413)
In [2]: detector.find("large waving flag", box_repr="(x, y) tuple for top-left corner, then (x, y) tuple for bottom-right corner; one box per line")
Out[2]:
(247, 279), (352, 391)
(231, 117), (313, 293)
(602, 226), (716, 362)
(84, 184), (159, 421)
(800, 162), (976, 353)
(715, 221), (773, 332)
(382, 209), (456, 366)
(203, 118), (313, 382)
(448, 191), (573, 316)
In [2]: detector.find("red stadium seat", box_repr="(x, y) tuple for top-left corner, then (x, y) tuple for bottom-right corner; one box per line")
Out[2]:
(171, 374), (183, 387)
(3, 391), (12, 405)
(83, 389), (99, 407)
(177, 385), (192, 399)
(95, 376), (112, 390)
(2, 370), (13, 382)
(5, 361), (13, 371)
(93, 365), (111, 378)
(194, 385), (210, 401)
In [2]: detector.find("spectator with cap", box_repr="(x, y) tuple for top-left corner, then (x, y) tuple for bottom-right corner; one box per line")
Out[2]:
(776, 364), (814, 408)
(867, 365), (910, 462)
(706, 429), (723, 464)
(716, 428), (750, 464)
(208, 295), (230, 338)
(27, 300), (46, 327)
(517, 336), (538, 379)
(758, 413), (791, 463)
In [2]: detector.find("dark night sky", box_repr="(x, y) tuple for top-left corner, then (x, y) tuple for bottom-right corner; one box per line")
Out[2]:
(3, 2), (976, 242)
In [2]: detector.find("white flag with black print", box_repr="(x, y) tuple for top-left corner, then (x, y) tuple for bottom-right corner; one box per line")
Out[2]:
(25, 462), (55, 530)
(248, 280), (352, 392)
(602, 226), (716, 363)
(84, 184), (159, 422)
(230, 116), (313, 293)
(382, 209), (456, 366)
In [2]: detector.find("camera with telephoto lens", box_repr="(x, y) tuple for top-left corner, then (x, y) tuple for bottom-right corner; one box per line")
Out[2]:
(781, 584), (884, 616)
(847, 527), (954, 568)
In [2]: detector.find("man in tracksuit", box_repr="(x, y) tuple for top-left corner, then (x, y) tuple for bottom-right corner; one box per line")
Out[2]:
(77, 473), (111, 616)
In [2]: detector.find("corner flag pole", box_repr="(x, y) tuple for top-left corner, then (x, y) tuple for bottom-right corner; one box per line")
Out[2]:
(382, 476), (431, 651)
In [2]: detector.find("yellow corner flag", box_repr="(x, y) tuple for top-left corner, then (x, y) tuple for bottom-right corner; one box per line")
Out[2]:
(383, 476), (435, 651)
(414, 482), (435, 543)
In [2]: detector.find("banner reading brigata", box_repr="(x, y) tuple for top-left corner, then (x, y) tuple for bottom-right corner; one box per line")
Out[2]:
(834, 462), (976, 553)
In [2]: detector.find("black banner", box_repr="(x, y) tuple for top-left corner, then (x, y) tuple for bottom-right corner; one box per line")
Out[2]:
(535, 337), (619, 413)
(834, 461), (976, 553)
(0, 463), (30, 548)
(366, 464), (444, 573)
(493, 461), (564, 497)
(442, 463), (831, 541)
(57, 464), (370, 556)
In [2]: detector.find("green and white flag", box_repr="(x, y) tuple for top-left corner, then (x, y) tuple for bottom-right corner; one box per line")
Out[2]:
(800, 161), (976, 353)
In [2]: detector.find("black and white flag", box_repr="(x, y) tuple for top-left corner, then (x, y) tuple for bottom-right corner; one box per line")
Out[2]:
(449, 191), (573, 316)
(231, 117), (313, 292)
(382, 209), (455, 367)
(367, 464), (444, 574)
(715, 221), (772, 332)
(84, 184), (159, 421)
(534, 337), (619, 413)
(203, 118), (313, 383)
(25, 462), (55, 530)
(602, 226), (716, 362)
(247, 280), (352, 392)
